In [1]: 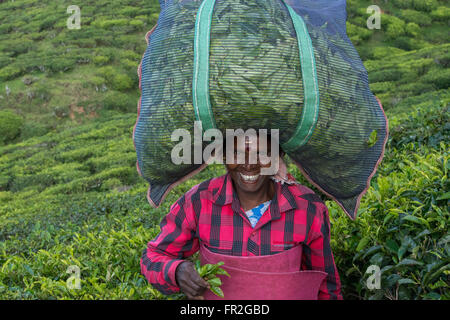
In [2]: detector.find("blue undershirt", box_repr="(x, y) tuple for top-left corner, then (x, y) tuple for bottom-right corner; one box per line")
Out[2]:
(244, 200), (271, 228)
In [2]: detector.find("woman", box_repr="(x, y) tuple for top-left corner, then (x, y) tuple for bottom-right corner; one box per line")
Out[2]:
(140, 134), (343, 300)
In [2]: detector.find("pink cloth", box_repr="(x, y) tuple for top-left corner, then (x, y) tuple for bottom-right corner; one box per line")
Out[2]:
(199, 243), (327, 300)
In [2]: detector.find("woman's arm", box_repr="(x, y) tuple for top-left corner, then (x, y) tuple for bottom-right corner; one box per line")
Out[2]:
(302, 200), (343, 300)
(140, 196), (199, 295)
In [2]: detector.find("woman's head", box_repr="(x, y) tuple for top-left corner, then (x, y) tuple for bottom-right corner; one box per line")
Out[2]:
(223, 133), (283, 195)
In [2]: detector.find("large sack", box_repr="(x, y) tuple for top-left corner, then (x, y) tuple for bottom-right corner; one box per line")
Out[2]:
(133, 0), (388, 219)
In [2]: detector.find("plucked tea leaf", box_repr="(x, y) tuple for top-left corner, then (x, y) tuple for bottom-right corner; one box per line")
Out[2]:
(209, 286), (224, 298)
(207, 277), (222, 287)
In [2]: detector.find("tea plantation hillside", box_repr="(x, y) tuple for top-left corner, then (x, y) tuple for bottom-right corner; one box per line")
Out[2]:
(0, 0), (449, 300)
(0, 0), (448, 142)
(0, 0), (161, 142)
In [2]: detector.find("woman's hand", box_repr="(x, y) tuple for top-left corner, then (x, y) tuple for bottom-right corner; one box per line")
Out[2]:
(175, 261), (210, 300)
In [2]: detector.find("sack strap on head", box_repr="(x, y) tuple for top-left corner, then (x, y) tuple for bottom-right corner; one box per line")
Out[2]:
(193, 0), (217, 131)
(192, 0), (320, 152)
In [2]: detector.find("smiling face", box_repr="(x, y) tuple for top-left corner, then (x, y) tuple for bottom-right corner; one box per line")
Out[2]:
(224, 135), (275, 195)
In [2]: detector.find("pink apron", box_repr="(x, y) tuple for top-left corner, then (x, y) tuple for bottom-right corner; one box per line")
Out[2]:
(199, 243), (327, 300)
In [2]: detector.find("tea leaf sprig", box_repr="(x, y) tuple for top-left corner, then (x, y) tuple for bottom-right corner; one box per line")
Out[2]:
(194, 260), (230, 298)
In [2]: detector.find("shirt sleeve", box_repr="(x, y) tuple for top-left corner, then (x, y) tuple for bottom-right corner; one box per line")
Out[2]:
(140, 196), (199, 295)
(302, 200), (343, 300)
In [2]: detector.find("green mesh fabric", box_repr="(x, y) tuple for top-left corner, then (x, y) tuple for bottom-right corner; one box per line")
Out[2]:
(133, 0), (388, 219)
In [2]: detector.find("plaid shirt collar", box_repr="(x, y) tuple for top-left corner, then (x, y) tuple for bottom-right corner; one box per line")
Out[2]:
(211, 172), (298, 221)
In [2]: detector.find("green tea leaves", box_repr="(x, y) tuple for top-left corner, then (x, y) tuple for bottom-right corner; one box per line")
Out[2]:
(366, 129), (378, 148)
(207, 277), (222, 287)
(194, 261), (229, 298)
(356, 236), (371, 252)
(209, 286), (224, 298)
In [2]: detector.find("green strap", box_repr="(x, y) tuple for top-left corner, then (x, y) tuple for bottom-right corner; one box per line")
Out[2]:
(192, 0), (320, 151)
(280, 2), (320, 153)
(192, 0), (217, 131)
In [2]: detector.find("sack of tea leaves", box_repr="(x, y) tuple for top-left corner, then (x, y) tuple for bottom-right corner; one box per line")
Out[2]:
(133, 0), (388, 219)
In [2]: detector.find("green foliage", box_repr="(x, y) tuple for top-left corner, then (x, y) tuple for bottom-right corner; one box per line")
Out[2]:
(111, 74), (134, 92)
(48, 58), (78, 74)
(93, 56), (111, 66)
(0, 0), (449, 301)
(399, 9), (433, 26)
(336, 141), (449, 300)
(1, 99), (449, 299)
(430, 6), (450, 21)
(346, 22), (372, 45)
(0, 0), (157, 137)
(411, 0), (439, 12)
(39, 16), (58, 31)
(129, 19), (145, 30)
(0, 65), (25, 81)
(101, 178), (123, 191)
(92, 18), (129, 29)
(19, 122), (50, 141)
(371, 47), (406, 60)
(119, 6), (141, 17)
(0, 39), (33, 57)
(383, 15), (406, 39)
(31, 81), (52, 102)
(393, 37), (429, 51)
(103, 91), (136, 112)
(0, 54), (13, 69)
(97, 66), (134, 92)
(392, 0), (414, 9)
(393, 0), (439, 12)
(0, 0), (446, 143)
(405, 22), (421, 37)
(322, 102), (449, 300)
(193, 261), (230, 298)
(86, 76), (107, 90)
(0, 110), (24, 145)
(388, 100), (449, 149)
(422, 67), (450, 90)
(370, 82), (396, 94)
(365, 44), (448, 110)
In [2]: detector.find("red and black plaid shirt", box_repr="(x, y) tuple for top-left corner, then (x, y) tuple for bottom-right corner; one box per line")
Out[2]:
(141, 173), (343, 299)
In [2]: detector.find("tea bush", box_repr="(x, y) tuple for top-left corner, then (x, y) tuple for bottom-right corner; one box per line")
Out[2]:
(0, 110), (23, 145)
(1, 97), (448, 300)
(103, 91), (137, 112)
(411, 0), (439, 12)
(19, 122), (49, 142)
(129, 19), (145, 30)
(364, 44), (448, 109)
(405, 22), (421, 37)
(346, 22), (372, 45)
(431, 6), (450, 21)
(371, 47), (405, 60)
(422, 67), (450, 90)
(110, 74), (134, 92)
(97, 66), (135, 92)
(0, 65), (25, 81)
(385, 16), (406, 39)
(93, 56), (111, 66)
(399, 9), (433, 26)
(393, 37), (429, 51)
(321, 100), (449, 300)
(0, 54), (13, 69)
(0, 39), (33, 57)
(393, 0), (439, 12)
